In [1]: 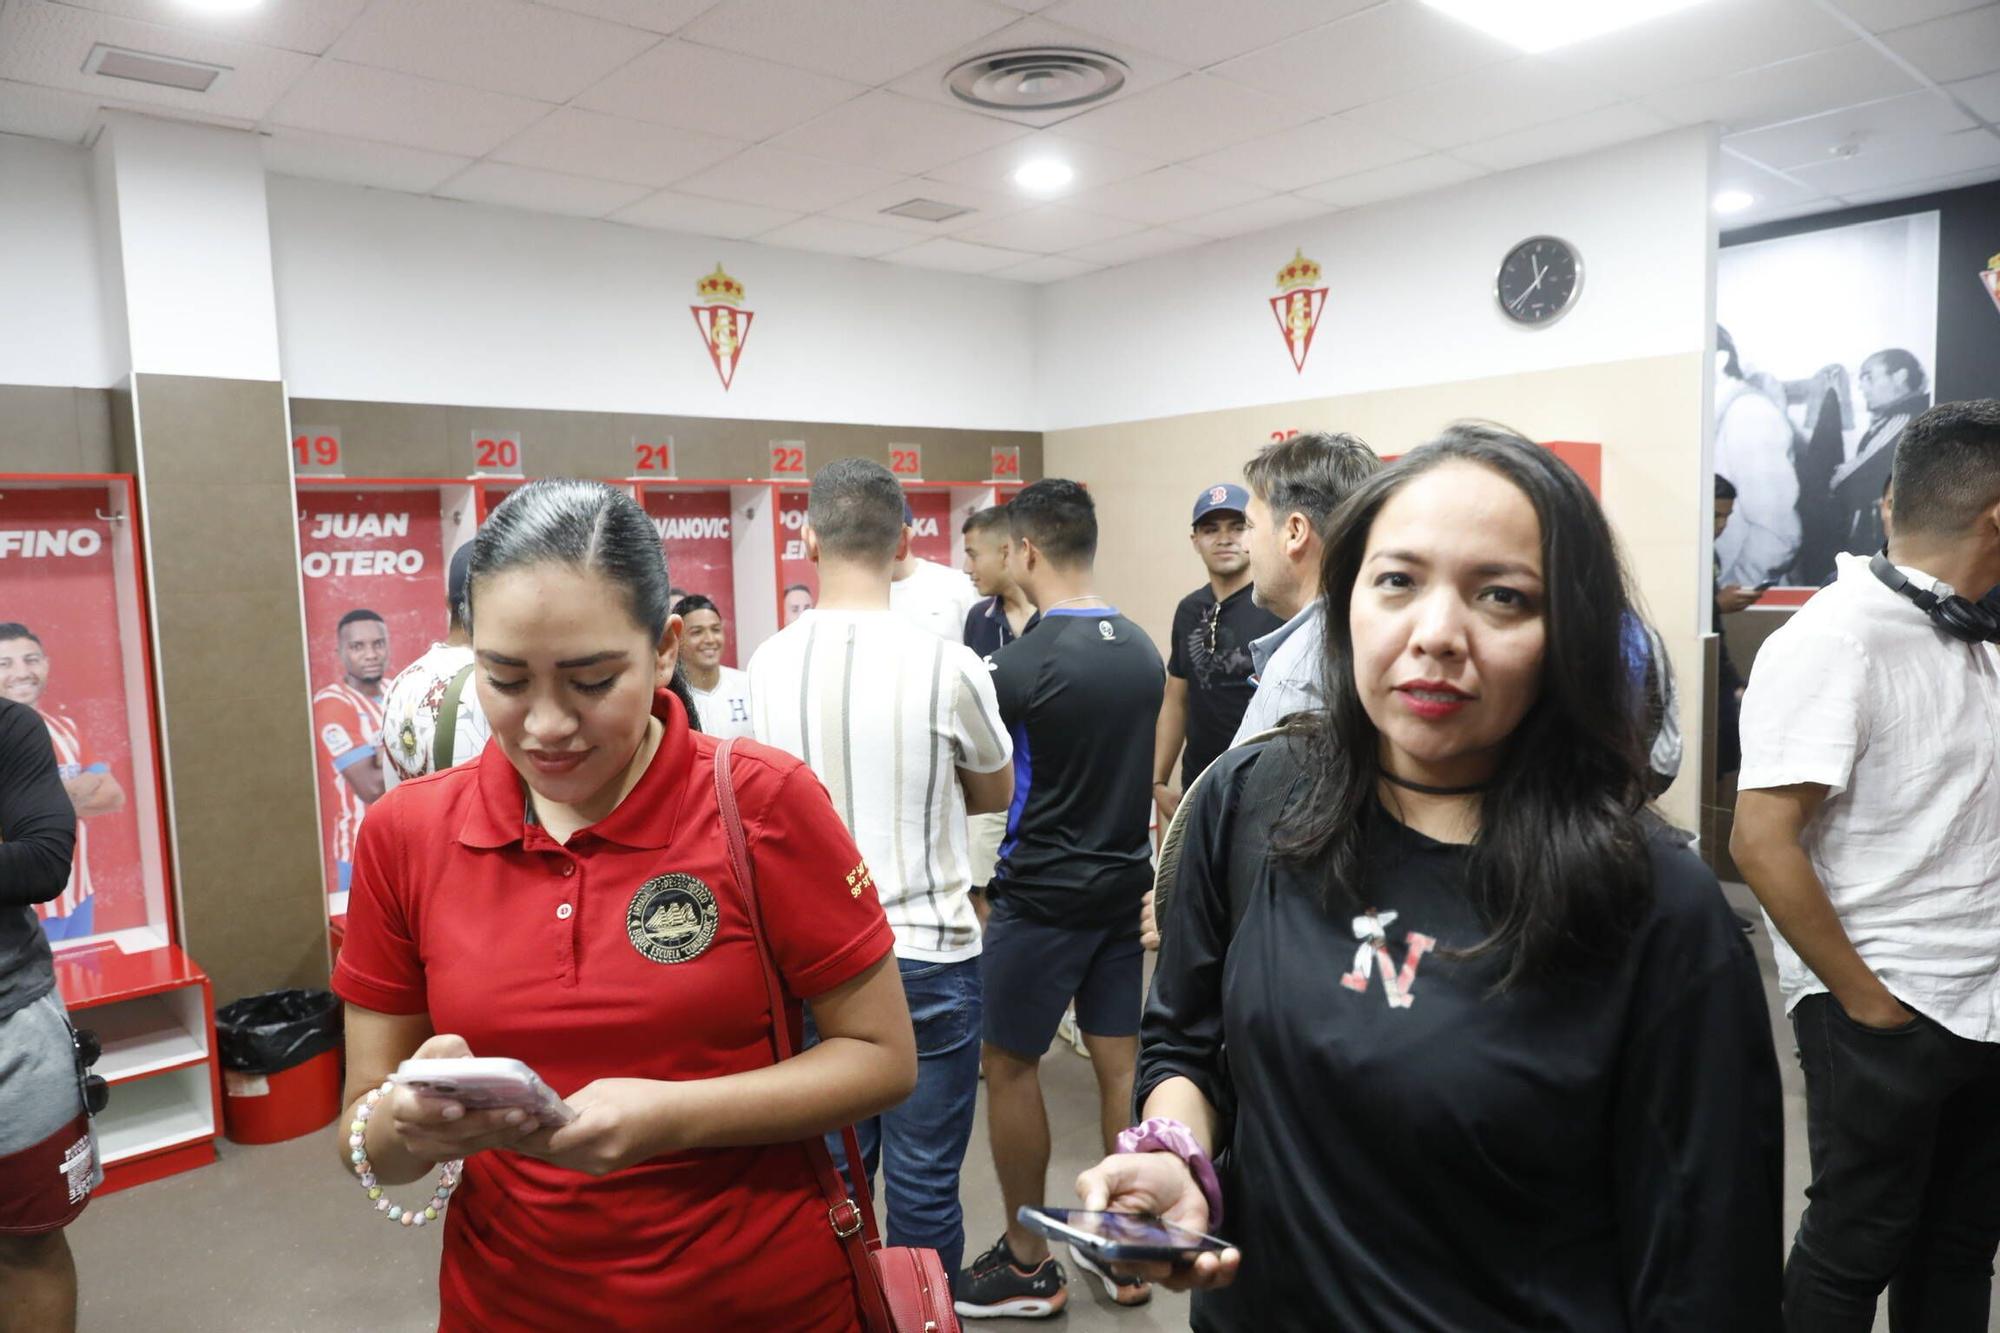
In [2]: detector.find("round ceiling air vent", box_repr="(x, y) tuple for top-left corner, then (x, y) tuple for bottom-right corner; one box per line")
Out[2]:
(945, 47), (1128, 112)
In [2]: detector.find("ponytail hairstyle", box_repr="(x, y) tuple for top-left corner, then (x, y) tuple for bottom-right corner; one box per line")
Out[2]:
(465, 478), (701, 729)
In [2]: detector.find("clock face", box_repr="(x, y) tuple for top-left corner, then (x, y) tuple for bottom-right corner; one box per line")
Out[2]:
(1496, 236), (1582, 326)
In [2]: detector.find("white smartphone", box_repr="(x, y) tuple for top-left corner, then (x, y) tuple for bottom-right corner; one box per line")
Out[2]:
(388, 1056), (577, 1125)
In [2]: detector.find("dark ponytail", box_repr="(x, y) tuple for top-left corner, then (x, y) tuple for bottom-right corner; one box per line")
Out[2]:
(465, 479), (701, 731)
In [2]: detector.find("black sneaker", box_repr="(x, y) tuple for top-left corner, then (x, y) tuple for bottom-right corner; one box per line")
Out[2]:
(955, 1236), (1069, 1320)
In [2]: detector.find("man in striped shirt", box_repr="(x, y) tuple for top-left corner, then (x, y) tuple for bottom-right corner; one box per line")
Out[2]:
(749, 457), (1013, 1286)
(311, 609), (389, 905)
(0, 625), (124, 942)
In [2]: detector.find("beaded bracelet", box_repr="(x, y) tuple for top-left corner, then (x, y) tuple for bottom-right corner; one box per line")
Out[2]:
(350, 1080), (463, 1228)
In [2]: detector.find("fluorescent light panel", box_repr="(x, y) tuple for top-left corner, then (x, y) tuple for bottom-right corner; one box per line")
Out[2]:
(1012, 158), (1073, 193)
(1419, 0), (1714, 53)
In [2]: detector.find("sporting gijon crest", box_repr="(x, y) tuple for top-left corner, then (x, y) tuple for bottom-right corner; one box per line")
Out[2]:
(1269, 248), (1328, 375)
(691, 263), (754, 390)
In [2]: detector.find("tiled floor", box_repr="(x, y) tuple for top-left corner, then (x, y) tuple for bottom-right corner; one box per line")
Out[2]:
(65, 883), (1994, 1331)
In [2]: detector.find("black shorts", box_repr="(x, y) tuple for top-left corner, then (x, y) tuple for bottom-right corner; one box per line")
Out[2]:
(979, 893), (1143, 1058)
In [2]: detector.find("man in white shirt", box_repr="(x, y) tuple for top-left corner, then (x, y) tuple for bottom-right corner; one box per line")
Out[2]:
(674, 594), (753, 741)
(1733, 399), (2000, 1333)
(380, 543), (490, 790)
(1230, 432), (1379, 744)
(891, 498), (980, 642)
(749, 458), (1013, 1286)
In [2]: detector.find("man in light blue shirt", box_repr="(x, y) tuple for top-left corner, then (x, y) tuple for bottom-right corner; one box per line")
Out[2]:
(1231, 432), (1380, 743)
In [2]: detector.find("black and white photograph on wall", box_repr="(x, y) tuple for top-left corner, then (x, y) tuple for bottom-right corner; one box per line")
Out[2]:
(1714, 211), (1939, 588)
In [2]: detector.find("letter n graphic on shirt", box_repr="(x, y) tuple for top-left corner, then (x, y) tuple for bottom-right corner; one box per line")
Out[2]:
(1338, 909), (1436, 1009)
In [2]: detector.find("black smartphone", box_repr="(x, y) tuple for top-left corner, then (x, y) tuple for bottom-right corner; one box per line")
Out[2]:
(1754, 578), (1782, 592)
(1016, 1206), (1231, 1265)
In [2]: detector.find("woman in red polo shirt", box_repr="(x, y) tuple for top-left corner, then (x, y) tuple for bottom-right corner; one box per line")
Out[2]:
(333, 479), (916, 1331)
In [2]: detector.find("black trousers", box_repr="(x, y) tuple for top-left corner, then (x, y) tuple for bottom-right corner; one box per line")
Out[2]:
(1785, 993), (2000, 1332)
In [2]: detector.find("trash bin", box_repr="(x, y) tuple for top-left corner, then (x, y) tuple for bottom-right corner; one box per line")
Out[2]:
(215, 989), (343, 1145)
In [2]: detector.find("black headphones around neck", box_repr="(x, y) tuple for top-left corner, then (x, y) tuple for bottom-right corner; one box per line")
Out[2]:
(1869, 553), (2000, 644)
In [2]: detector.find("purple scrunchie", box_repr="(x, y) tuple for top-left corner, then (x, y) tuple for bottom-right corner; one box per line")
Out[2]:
(1113, 1116), (1224, 1230)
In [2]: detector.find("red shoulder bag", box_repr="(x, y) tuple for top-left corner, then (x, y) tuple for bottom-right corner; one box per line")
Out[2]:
(712, 739), (961, 1333)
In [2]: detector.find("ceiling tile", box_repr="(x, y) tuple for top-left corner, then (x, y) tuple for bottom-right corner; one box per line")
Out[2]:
(1187, 115), (1427, 192)
(1061, 225), (1205, 266)
(1788, 124), (2000, 193)
(0, 0), (315, 122)
(573, 38), (867, 141)
(1055, 73), (1313, 159)
(1208, 2), (1515, 116)
(1881, 5), (2000, 83)
(489, 108), (745, 187)
(267, 60), (552, 157)
(756, 215), (915, 257)
(957, 201), (1139, 251)
(531, 0), (724, 34)
(1064, 165), (1267, 224)
(607, 189), (799, 237)
(821, 177), (1034, 233)
(992, 254), (1101, 282)
(1177, 191), (1332, 239)
(1830, 0), (1995, 32)
(327, 0), (660, 104)
(884, 15), (1188, 130)
(1714, 147), (1837, 216)
(1724, 90), (1974, 170)
(0, 77), (103, 144)
(49, 0), (372, 55)
(880, 237), (1037, 273)
(440, 161), (652, 215)
(672, 145), (903, 211)
(1542, 0), (1854, 96)
(1041, 0), (1372, 67)
(1643, 41), (1923, 132)
(1950, 70), (2000, 122)
(926, 128), (1158, 197)
(1295, 154), (1486, 209)
(260, 128), (473, 193)
(1454, 102), (1677, 172)
(676, 0), (1016, 84)
(1342, 57), (1622, 151)
(1834, 162), (2000, 203)
(771, 90), (1028, 176)
(436, 162), (653, 216)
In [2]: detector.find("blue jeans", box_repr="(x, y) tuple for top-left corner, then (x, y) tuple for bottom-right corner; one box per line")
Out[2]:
(814, 956), (982, 1284)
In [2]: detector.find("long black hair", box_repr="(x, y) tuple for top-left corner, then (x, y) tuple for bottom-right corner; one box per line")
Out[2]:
(465, 478), (701, 729)
(1275, 422), (1654, 991)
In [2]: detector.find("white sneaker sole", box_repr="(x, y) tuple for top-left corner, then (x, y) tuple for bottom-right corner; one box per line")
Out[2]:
(954, 1294), (1067, 1319)
(1070, 1245), (1152, 1306)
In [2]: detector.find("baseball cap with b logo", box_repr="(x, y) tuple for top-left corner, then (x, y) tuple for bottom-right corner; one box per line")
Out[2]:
(1192, 483), (1250, 526)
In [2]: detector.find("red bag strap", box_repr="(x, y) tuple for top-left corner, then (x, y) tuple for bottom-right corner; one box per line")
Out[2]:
(712, 739), (894, 1328)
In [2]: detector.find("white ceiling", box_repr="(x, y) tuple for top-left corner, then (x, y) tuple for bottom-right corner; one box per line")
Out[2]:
(1, 0), (1997, 284)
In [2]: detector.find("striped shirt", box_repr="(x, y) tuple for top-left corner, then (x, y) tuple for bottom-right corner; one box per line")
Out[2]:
(748, 609), (1011, 961)
(32, 710), (91, 922)
(312, 681), (385, 866)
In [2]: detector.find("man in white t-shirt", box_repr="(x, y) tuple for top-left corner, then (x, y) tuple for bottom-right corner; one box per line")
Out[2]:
(1733, 399), (2000, 1332)
(891, 498), (980, 642)
(381, 544), (491, 789)
(749, 458), (1013, 1286)
(675, 593), (753, 741)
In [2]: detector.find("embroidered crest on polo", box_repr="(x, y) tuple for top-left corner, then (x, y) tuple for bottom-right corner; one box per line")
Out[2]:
(1099, 620), (1115, 641)
(626, 873), (720, 965)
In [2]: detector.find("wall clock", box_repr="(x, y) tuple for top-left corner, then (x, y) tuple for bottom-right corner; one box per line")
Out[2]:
(1496, 235), (1582, 327)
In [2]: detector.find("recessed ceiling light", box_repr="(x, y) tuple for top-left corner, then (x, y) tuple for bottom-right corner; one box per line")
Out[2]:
(1419, 0), (1713, 53)
(1713, 189), (1754, 215)
(1012, 158), (1074, 194)
(176, 0), (263, 11)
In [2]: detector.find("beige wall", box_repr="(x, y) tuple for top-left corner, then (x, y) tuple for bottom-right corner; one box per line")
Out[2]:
(1046, 352), (1709, 826)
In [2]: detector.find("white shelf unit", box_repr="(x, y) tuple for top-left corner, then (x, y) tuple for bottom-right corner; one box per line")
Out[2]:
(94, 1064), (216, 1165)
(90, 989), (208, 1085)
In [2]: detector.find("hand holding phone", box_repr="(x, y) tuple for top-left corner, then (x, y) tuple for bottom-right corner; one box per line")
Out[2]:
(1018, 1206), (1230, 1267)
(390, 1056), (577, 1126)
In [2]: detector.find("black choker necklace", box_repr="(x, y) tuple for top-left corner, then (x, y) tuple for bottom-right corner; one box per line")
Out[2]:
(1380, 770), (1487, 797)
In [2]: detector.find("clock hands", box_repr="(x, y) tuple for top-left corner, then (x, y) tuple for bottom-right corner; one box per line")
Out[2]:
(1509, 260), (1547, 312)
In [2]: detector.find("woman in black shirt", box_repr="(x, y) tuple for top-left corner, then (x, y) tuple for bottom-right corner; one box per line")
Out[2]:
(1079, 424), (1784, 1330)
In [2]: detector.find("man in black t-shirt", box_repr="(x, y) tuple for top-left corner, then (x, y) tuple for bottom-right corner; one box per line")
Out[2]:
(1153, 483), (1280, 823)
(957, 481), (1165, 1319)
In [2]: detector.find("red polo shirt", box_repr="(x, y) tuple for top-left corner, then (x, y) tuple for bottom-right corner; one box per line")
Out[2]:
(333, 690), (893, 1331)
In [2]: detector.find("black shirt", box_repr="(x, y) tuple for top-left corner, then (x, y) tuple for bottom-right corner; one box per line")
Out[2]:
(0, 699), (76, 1018)
(962, 596), (1040, 660)
(1167, 582), (1280, 788)
(1142, 740), (1784, 1332)
(990, 608), (1164, 926)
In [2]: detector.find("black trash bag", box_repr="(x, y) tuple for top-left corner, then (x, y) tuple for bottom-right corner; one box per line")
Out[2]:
(215, 989), (341, 1075)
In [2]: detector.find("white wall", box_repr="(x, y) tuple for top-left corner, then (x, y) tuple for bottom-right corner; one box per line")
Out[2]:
(266, 177), (1040, 431)
(1037, 127), (1715, 430)
(0, 135), (116, 389)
